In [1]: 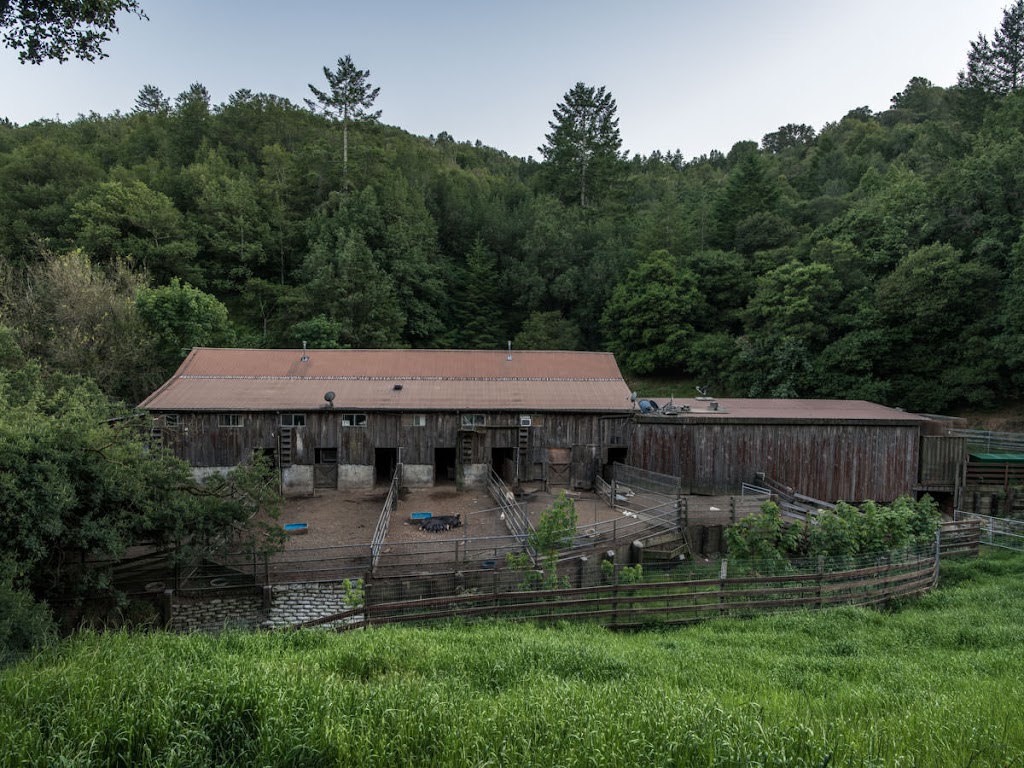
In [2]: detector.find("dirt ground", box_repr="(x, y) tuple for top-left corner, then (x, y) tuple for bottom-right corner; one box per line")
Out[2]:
(276, 485), (618, 551)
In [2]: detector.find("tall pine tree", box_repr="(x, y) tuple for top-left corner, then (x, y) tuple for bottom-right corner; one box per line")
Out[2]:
(539, 82), (622, 207)
(958, 0), (1024, 95)
(306, 55), (381, 176)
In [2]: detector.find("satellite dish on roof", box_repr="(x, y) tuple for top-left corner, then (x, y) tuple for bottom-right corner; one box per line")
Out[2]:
(324, 391), (335, 405)
(629, 391), (638, 402)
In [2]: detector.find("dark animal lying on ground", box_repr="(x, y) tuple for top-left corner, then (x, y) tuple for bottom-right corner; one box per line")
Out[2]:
(419, 514), (462, 532)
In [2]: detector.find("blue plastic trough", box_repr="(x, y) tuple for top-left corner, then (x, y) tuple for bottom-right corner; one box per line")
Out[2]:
(410, 511), (432, 521)
(283, 522), (308, 534)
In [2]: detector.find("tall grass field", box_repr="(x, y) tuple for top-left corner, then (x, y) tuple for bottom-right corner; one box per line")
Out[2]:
(2, 549), (1022, 766)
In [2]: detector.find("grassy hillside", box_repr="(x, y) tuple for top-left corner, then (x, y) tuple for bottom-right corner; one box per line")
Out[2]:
(2, 550), (1022, 766)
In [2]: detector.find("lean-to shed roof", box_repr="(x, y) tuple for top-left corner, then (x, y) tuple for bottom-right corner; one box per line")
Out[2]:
(139, 348), (634, 413)
(634, 397), (929, 425)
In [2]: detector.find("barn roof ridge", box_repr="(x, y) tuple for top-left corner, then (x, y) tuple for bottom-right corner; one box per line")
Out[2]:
(178, 375), (626, 382)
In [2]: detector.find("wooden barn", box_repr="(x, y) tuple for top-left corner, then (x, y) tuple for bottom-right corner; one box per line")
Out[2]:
(626, 397), (959, 504)
(139, 348), (633, 496)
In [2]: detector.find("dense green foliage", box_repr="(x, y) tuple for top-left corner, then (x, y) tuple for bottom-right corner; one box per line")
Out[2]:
(508, 491), (579, 589)
(1, 549), (1021, 765)
(724, 497), (940, 565)
(0, 329), (284, 647)
(3, 10), (1024, 410)
(1, 0), (146, 64)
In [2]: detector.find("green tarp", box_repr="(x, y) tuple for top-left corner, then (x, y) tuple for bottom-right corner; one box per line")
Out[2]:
(968, 452), (1024, 463)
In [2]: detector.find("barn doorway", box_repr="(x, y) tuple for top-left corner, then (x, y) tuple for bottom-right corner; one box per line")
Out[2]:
(375, 448), (397, 485)
(314, 447), (338, 489)
(434, 447), (456, 485)
(603, 446), (628, 481)
(491, 447), (516, 485)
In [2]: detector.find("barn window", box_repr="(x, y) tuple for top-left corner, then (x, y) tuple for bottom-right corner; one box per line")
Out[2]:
(217, 414), (242, 428)
(341, 413), (367, 427)
(315, 447), (338, 464)
(402, 413), (427, 427)
(280, 413), (306, 427)
(461, 413), (485, 428)
(163, 414), (179, 427)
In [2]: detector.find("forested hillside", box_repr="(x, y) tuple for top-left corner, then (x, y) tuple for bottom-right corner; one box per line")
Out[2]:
(3, 8), (1024, 413)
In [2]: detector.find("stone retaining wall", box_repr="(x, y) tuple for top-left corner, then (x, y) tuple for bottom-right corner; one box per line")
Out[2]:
(168, 581), (362, 632)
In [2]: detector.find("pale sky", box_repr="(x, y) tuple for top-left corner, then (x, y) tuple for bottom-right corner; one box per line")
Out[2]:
(0, 1), (1011, 160)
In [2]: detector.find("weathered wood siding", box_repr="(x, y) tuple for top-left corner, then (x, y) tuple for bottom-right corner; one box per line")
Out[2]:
(155, 410), (628, 478)
(628, 418), (921, 502)
(918, 435), (965, 488)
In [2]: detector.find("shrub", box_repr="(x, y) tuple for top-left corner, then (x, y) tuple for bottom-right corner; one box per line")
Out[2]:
(0, 581), (57, 666)
(726, 495), (942, 562)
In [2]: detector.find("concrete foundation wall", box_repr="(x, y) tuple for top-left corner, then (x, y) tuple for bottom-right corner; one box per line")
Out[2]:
(339, 464), (375, 489)
(281, 465), (314, 497)
(462, 463), (489, 488)
(402, 464), (434, 487)
(191, 467), (234, 482)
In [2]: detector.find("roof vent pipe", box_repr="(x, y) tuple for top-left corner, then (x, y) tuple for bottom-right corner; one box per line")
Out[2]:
(507, 340), (512, 362)
(300, 341), (309, 363)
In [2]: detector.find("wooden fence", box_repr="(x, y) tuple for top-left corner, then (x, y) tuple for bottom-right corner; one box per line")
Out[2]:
(939, 518), (981, 558)
(325, 520), (979, 632)
(360, 548), (938, 630)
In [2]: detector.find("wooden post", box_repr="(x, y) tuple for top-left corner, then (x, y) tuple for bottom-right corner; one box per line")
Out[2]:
(817, 556), (825, 609)
(161, 589), (174, 628)
(719, 559), (728, 616)
(363, 579), (373, 628)
(730, 497), (737, 524)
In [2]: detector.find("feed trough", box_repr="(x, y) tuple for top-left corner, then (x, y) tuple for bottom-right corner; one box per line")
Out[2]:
(283, 522), (309, 535)
(410, 511), (432, 521)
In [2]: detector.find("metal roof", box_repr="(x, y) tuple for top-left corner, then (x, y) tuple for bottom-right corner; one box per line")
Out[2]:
(139, 348), (634, 413)
(634, 397), (929, 424)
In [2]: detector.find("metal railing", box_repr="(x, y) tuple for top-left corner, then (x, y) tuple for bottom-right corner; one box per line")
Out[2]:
(371, 464), (402, 572)
(487, 468), (535, 557)
(954, 510), (1024, 551)
(951, 429), (1024, 454)
(612, 462), (681, 497)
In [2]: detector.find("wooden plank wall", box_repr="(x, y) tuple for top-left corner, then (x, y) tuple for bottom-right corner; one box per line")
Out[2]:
(628, 421), (921, 502)
(158, 410), (628, 475)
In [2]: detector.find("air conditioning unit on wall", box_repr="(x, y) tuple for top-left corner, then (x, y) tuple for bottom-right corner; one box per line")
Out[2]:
(520, 415), (532, 427)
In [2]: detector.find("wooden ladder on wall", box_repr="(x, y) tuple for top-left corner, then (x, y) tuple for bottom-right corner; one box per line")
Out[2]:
(460, 433), (473, 465)
(278, 427), (293, 467)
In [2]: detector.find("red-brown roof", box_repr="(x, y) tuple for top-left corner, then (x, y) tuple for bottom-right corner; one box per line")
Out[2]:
(139, 348), (634, 413)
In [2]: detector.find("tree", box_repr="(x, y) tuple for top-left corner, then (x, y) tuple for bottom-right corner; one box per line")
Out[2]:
(292, 231), (405, 348)
(0, 354), (282, 625)
(958, 1), (1024, 95)
(71, 178), (198, 285)
(513, 491), (578, 590)
(1, 0), (146, 64)
(136, 278), (233, 377)
(132, 84), (169, 115)
(743, 261), (842, 345)
(513, 310), (582, 351)
(451, 238), (503, 349)
(306, 55), (381, 174)
(539, 82), (622, 207)
(0, 250), (159, 402)
(875, 243), (1001, 410)
(600, 250), (704, 375)
(761, 123), (816, 153)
